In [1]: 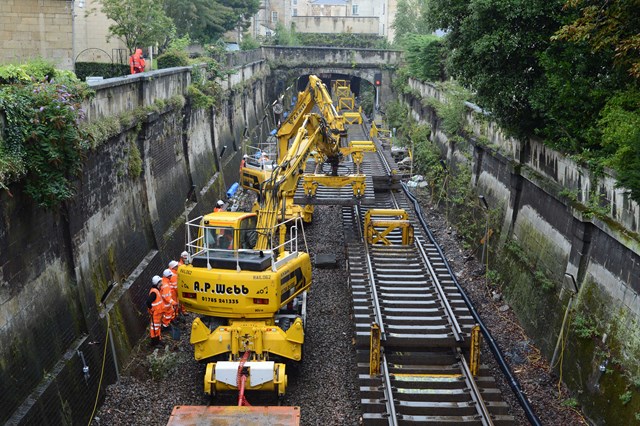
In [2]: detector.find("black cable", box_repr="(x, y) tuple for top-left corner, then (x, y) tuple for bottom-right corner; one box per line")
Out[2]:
(402, 182), (542, 426)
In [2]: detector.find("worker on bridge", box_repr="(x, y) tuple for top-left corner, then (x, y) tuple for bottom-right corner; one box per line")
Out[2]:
(146, 275), (164, 345)
(129, 48), (145, 74)
(178, 251), (189, 266)
(214, 200), (224, 213)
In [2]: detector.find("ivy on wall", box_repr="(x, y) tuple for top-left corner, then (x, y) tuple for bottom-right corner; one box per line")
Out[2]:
(0, 61), (94, 207)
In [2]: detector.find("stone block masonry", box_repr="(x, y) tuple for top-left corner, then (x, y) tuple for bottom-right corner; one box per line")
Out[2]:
(406, 78), (640, 425)
(0, 59), (270, 425)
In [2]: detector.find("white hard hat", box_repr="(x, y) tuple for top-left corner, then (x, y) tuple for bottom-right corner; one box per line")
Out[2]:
(243, 154), (248, 159)
(163, 268), (173, 278)
(152, 275), (162, 286)
(216, 200), (224, 207)
(169, 260), (179, 269)
(181, 251), (188, 258)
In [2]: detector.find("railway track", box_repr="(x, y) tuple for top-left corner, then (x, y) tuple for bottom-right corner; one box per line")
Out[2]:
(338, 121), (517, 425)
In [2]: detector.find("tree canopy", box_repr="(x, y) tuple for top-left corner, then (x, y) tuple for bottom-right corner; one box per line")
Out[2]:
(555, 0), (640, 79)
(99, 0), (174, 54)
(162, 0), (260, 44)
(394, 0), (640, 201)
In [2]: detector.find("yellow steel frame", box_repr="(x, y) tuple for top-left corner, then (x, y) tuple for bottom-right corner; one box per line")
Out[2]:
(369, 323), (381, 375)
(191, 316), (306, 362)
(343, 112), (362, 124)
(340, 140), (376, 171)
(364, 209), (415, 245)
(302, 175), (367, 197)
(338, 96), (355, 111)
(335, 85), (350, 99)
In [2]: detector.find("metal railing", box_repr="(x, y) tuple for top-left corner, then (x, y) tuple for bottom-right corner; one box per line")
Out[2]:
(184, 215), (307, 273)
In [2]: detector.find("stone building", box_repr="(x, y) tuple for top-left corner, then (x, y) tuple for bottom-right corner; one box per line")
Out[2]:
(0, 0), (126, 71)
(250, 0), (397, 42)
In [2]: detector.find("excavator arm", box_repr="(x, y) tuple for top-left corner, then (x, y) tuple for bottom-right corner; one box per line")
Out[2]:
(277, 75), (346, 164)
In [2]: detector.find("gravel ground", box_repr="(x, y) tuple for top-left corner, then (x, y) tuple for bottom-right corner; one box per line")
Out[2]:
(97, 187), (588, 425)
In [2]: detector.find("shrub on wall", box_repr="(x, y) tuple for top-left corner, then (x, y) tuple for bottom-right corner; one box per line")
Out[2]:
(0, 61), (94, 207)
(157, 50), (190, 69)
(75, 62), (130, 81)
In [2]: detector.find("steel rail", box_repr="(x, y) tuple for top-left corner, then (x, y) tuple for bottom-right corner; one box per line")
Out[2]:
(415, 235), (463, 343)
(402, 182), (542, 426)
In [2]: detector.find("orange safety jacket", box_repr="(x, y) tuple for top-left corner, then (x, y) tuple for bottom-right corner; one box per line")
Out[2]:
(169, 267), (179, 302)
(170, 266), (186, 314)
(160, 278), (176, 325)
(129, 49), (145, 74)
(148, 287), (163, 338)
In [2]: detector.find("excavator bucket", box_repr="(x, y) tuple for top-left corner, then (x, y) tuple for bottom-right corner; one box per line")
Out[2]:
(166, 405), (300, 426)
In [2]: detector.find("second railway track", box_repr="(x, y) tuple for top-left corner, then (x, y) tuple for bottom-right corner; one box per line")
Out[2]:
(339, 121), (518, 425)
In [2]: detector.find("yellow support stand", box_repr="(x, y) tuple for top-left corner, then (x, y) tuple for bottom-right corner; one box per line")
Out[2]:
(470, 324), (480, 376)
(338, 96), (355, 111)
(343, 112), (362, 124)
(369, 323), (381, 375)
(364, 209), (415, 245)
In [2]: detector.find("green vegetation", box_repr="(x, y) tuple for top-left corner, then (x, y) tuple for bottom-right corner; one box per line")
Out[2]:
(572, 312), (599, 339)
(162, 0), (259, 45)
(147, 346), (178, 380)
(404, 35), (445, 82)
(74, 62), (130, 81)
(562, 398), (579, 408)
(0, 61), (93, 207)
(240, 33), (261, 51)
(261, 24), (388, 49)
(393, 0), (640, 202)
(81, 95), (186, 147)
(620, 390), (633, 405)
(99, 0), (174, 54)
(157, 50), (191, 69)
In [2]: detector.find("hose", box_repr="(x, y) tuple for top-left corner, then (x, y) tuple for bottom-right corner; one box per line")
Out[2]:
(236, 350), (252, 407)
(402, 182), (542, 426)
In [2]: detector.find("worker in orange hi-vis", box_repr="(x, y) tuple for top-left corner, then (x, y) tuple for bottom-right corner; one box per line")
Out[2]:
(146, 275), (164, 345)
(240, 154), (248, 173)
(168, 260), (185, 316)
(129, 48), (145, 74)
(178, 251), (189, 266)
(213, 199), (224, 213)
(161, 269), (177, 327)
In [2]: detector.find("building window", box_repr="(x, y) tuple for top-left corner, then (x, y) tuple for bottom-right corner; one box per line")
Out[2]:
(383, 3), (385, 14)
(292, 8), (298, 16)
(352, 4), (359, 15)
(293, 0), (297, 4)
(271, 11), (278, 22)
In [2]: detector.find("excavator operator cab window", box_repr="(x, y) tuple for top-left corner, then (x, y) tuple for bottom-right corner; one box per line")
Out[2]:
(239, 216), (258, 249)
(204, 227), (234, 250)
(217, 228), (234, 250)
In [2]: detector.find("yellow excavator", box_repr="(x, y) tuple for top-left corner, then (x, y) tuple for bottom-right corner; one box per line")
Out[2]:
(177, 76), (376, 405)
(240, 75), (373, 223)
